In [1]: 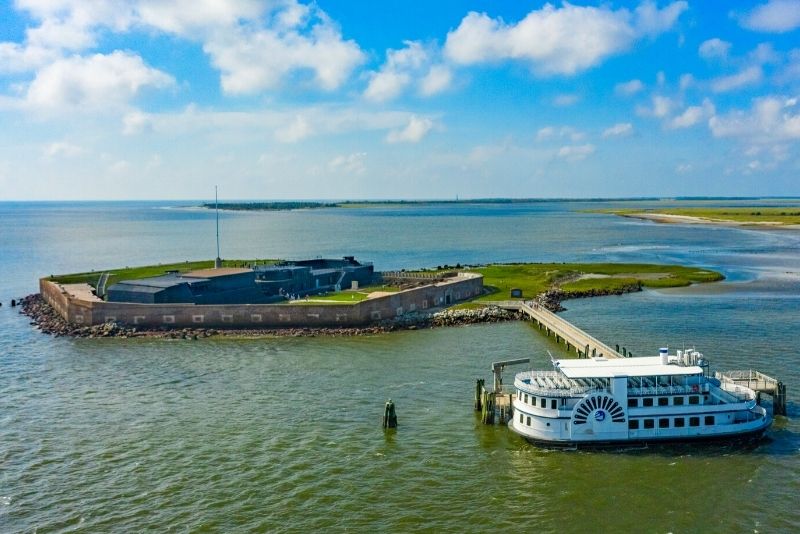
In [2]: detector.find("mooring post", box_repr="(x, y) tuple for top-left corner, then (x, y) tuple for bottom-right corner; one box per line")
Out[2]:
(775, 382), (787, 416)
(474, 378), (484, 411)
(10, 299), (16, 307)
(383, 399), (397, 429)
(616, 344), (620, 353)
(584, 344), (589, 359)
(623, 347), (627, 357)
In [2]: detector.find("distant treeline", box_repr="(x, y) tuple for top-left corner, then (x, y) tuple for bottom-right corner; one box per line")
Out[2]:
(202, 202), (338, 211)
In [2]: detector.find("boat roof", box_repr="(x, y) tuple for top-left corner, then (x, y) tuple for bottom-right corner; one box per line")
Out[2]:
(555, 356), (702, 379)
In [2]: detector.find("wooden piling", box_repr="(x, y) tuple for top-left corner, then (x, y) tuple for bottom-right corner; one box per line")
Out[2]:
(774, 382), (787, 416)
(474, 378), (484, 411)
(383, 399), (398, 429)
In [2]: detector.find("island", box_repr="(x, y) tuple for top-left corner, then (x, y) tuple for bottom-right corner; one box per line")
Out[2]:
(22, 259), (723, 339)
(598, 207), (800, 227)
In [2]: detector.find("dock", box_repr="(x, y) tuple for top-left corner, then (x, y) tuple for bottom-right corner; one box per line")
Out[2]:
(495, 300), (627, 359)
(475, 301), (788, 424)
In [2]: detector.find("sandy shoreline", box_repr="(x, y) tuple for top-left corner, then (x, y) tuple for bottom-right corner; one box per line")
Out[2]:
(619, 212), (800, 229)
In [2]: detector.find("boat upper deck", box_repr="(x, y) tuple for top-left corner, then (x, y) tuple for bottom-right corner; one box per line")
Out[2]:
(555, 355), (703, 379)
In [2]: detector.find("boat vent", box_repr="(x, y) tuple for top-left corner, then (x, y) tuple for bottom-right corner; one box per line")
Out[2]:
(573, 395), (625, 425)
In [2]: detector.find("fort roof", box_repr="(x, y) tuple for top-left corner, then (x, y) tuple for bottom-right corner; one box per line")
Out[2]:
(185, 267), (253, 278)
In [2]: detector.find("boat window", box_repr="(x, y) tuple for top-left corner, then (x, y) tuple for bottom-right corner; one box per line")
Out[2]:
(628, 398), (638, 407)
(526, 416), (531, 426)
(674, 418), (685, 428)
(643, 419), (655, 429)
(524, 394), (528, 404)
(540, 398), (546, 408)
(658, 397), (668, 406)
(519, 413), (523, 423)
(551, 399), (557, 410)
(689, 396), (699, 405)
(629, 420), (639, 430)
(531, 396), (537, 406)
(659, 418), (670, 428)
(704, 415), (714, 425)
(673, 396), (684, 406)
(643, 398), (654, 407)
(689, 417), (700, 427)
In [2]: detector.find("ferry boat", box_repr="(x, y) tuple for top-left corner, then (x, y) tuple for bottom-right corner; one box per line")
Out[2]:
(509, 348), (771, 446)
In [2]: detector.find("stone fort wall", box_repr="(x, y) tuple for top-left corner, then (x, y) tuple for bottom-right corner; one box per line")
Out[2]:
(39, 273), (484, 328)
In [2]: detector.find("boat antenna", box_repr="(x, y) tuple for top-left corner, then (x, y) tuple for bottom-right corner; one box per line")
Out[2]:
(215, 185), (221, 268)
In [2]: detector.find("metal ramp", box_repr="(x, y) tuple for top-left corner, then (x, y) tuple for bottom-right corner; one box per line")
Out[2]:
(96, 272), (110, 298)
(716, 370), (787, 415)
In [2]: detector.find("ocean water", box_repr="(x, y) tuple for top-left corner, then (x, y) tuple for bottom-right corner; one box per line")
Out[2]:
(1, 200), (798, 532)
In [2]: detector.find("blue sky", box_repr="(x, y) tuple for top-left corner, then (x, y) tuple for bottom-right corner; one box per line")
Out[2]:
(1, 0), (799, 200)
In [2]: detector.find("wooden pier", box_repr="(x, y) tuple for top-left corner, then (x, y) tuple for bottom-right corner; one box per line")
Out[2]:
(716, 370), (787, 416)
(494, 300), (628, 359)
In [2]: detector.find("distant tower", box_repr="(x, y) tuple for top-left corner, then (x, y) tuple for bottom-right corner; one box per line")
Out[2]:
(214, 185), (222, 269)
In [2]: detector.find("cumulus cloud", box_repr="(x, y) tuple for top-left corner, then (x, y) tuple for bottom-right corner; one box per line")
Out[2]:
(275, 115), (313, 143)
(205, 17), (364, 94)
(710, 65), (763, 93)
(602, 122), (634, 137)
(739, 0), (800, 33)
(709, 96), (800, 141)
(443, 2), (687, 75)
(536, 126), (585, 142)
(25, 51), (173, 110)
(637, 95), (675, 118)
(615, 79), (645, 96)
(668, 99), (715, 129)
(699, 38), (732, 60)
(557, 144), (595, 161)
(386, 115), (434, 143)
(553, 94), (580, 107)
(43, 141), (85, 158)
(364, 41), (451, 102)
(328, 152), (366, 174)
(122, 110), (153, 135)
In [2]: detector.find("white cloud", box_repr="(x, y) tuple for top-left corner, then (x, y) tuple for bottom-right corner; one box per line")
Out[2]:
(709, 96), (800, 141)
(328, 152), (366, 174)
(122, 110), (153, 135)
(364, 41), (451, 102)
(739, 0), (800, 33)
(536, 126), (584, 142)
(386, 116), (434, 143)
(679, 73), (695, 90)
(275, 115), (313, 143)
(676, 163), (693, 174)
(699, 38), (732, 60)
(602, 122), (634, 137)
(44, 141), (85, 158)
(615, 79), (644, 96)
(205, 17), (364, 94)
(553, 94), (580, 107)
(557, 144), (595, 161)
(136, 0), (263, 35)
(444, 2), (687, 76)
(668, 99), (715, 129)
(637, 95), (674, 118)
(419, 65), (453, 97)
(25, 51), (174, 110)
(710, 65), (763, 93)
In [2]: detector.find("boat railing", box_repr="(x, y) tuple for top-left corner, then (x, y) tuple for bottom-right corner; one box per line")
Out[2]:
(718, 382), (757, 404)
(628, 384), (708, 397)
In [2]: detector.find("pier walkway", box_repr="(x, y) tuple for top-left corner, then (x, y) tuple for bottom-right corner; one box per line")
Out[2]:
(493, 300), (624, 359)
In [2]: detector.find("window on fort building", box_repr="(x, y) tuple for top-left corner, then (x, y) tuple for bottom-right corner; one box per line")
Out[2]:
(689, 396), (700, 405)
(540, 398), (546, 408)
(658, 397), (669, 406)
(628, 398), (638, 407)
(551, 399), (557, 410)
(643, 398), (654, 407)
(673, 396), (684, 406)
(705, 415), (715, 425)
(689, 417), (700, 427)
(674, 418), (685, 428)
(643, 419), (655, 429)
(629, 420), (639, 430)
(526, 416), (531, 426)
(659, 418), (670, 428)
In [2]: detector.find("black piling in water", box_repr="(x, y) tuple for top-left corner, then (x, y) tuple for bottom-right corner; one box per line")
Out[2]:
(474, 378), (485, 411)
(10, 299), (16, 307)
(623, 347), (627, 357)
(383, 399), (397, 429)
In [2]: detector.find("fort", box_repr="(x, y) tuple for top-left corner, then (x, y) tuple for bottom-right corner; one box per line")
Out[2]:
(39, 262), (484, 329)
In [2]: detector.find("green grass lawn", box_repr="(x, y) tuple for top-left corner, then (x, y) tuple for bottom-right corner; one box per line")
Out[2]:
(467, 263), (723, 302)
(48, 259), (279, 288)
(293, 284), (402, 303)
(593, 207), (800, 225)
